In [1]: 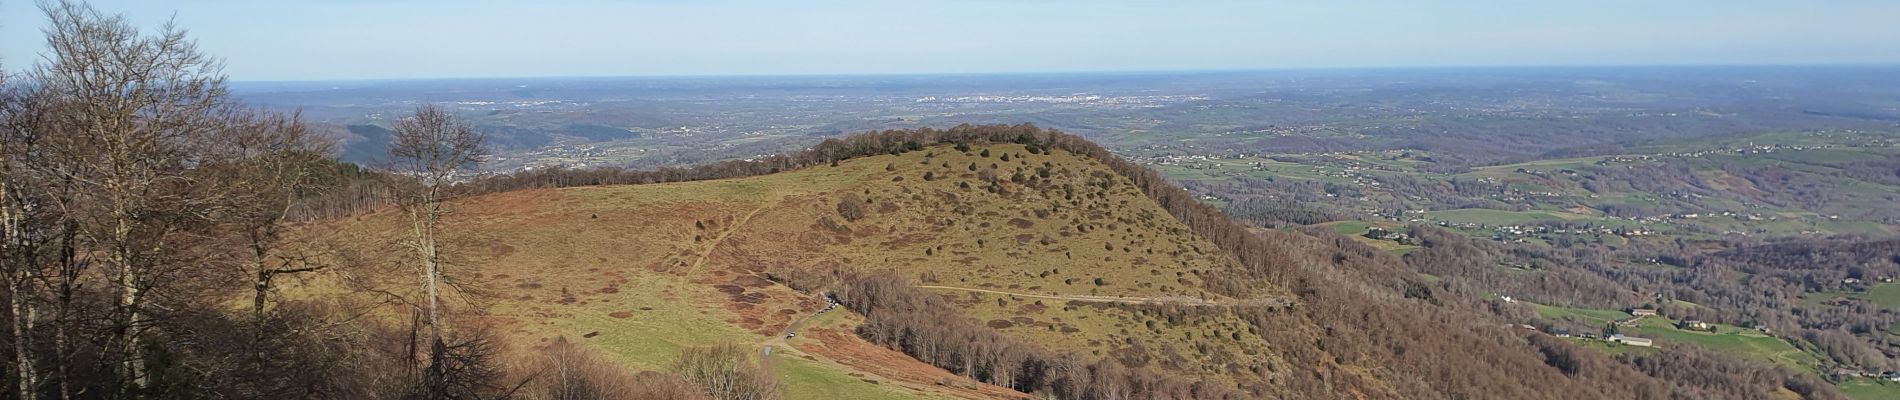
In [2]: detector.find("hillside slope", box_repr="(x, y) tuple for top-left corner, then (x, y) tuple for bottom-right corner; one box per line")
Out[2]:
(301, 141), (1299, 397)
(293, 125), (1828, 399)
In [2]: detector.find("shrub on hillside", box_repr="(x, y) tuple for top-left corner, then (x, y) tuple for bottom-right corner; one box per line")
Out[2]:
(515, 338), (705, 400)
(674, 344), (782, 400)
(837, 193), (867, 221)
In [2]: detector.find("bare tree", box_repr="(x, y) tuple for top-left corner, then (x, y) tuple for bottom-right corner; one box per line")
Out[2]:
(4, 84), (98, 400)
(0, 85), (87, 397)
(0, 50), (42, 400)
(23, 1), (241, 395)
(673, 344), (782, 400)
(207, 110), (338, 330)
(176, 108), (355, 398)
(4, 3), (540, 399)
(517, 337), (705, 400)
(385, 103), (489, 397)
(0, 55), (79, 400)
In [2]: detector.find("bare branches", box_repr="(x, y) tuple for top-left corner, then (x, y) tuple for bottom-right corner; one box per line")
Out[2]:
(24, 1), (242, 394)
(673, 344), (782, 400)
(383, 103), (490, 398)
(388, 104), (489, 197)
(1, 2), (342, 397)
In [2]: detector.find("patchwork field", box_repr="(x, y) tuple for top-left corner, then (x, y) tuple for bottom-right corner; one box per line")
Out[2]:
(1162, 131), (1900, 248)
(1807, 283), (1900, 310)
(1317, 220), (1420, 255)
(1623, 318), (1821, 372)
(1527, 303), (1825, 374)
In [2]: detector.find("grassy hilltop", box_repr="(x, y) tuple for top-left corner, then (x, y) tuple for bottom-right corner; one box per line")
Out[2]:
(289, 126), (1849, 399)
(296, 142), (1294, 397)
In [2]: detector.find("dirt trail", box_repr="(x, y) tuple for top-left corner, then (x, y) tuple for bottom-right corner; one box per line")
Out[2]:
(762, 308), (814, 355)
(915, 285), (1294, 308)
(758, 295), (1021, 399)
(686, 204), (770, 276)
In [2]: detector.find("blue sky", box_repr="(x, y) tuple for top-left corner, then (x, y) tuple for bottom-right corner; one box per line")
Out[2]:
(3, 0), (1898, 81)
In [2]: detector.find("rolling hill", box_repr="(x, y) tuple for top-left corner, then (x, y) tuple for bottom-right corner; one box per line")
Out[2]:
(300, 137), (1295, 396)
(288, 125), (1841, 399)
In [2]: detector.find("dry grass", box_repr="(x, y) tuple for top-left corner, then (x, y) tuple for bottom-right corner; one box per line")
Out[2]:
(949, 290), (1287, 389)
(288, 143), (1261, 397)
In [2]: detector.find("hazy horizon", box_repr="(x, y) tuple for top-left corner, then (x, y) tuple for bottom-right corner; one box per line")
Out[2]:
(6, 0), (1900, 81)
(202, 64), (1898, 85)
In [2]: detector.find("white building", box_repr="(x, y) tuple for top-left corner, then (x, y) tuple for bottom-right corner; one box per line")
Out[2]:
(1608, 334), (1654, 347)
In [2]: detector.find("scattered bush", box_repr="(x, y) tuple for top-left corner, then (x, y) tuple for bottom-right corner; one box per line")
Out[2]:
(674, 344), (783, 400)
(516, 337), (705, 400)
(837, 193), (867, 221)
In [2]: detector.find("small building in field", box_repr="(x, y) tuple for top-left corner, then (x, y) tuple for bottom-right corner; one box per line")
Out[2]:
(1630, 308), (1658, 317)
(1608, 334), (1654, 347)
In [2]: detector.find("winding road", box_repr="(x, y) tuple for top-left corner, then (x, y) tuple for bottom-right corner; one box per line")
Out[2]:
(762, 293), (837, 356)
